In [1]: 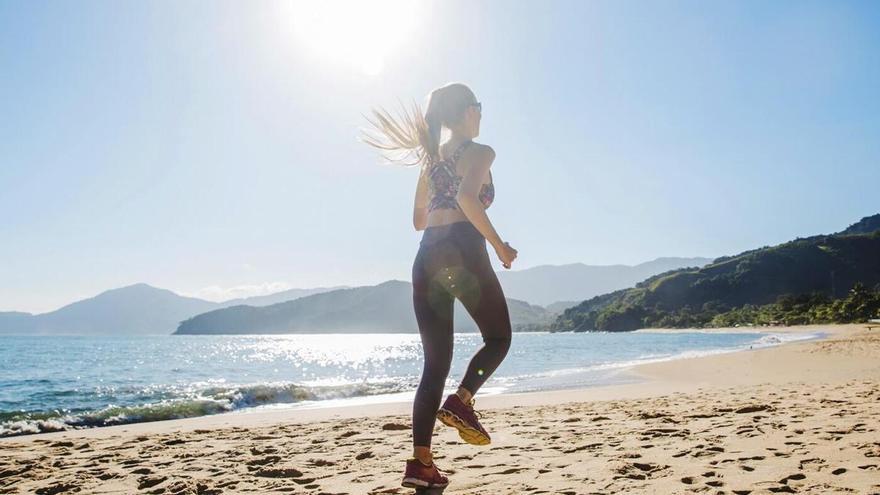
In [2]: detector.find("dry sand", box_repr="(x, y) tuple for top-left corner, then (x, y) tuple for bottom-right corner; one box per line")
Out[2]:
(1, 324), (878, 494)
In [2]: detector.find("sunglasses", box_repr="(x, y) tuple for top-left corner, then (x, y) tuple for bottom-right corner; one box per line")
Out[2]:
(469, 101), (482, 112)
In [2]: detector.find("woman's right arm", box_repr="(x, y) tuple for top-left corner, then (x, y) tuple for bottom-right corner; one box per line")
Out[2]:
(456, 145), (504, 249)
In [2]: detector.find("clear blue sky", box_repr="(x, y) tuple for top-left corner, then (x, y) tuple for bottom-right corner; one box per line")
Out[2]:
(1, 0), (878, 313)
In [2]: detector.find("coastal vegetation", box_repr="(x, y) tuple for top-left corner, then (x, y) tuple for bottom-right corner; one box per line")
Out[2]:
(551, 215), (880, 332)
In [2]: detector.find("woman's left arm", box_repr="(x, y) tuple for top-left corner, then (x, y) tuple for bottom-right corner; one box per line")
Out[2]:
(413, 166), (429, 231)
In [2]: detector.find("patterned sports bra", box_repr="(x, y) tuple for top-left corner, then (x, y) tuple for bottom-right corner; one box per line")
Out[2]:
(424, 140), (495, 213)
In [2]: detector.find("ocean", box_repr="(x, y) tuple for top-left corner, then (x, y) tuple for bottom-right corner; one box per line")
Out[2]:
(0, 331), (821, 437)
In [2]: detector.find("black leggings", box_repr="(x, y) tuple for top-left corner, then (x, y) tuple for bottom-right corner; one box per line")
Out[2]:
(411, 221), (512, 448)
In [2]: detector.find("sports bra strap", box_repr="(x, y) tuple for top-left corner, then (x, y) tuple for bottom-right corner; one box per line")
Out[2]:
(431, 139), (473, 167)
(448, 139), (473, 162)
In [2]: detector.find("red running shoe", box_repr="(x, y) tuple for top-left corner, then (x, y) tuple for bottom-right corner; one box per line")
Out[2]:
(401, 458), (449, 489)
(436, 394), (491, 445)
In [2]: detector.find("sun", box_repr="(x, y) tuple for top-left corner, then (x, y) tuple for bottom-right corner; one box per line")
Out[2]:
(287, 0), (421, 76)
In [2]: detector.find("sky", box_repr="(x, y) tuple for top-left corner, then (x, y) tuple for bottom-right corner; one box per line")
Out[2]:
(1, 0), (878, 313)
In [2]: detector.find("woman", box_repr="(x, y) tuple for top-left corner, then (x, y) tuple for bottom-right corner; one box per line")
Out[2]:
(363, 82), (518, 489)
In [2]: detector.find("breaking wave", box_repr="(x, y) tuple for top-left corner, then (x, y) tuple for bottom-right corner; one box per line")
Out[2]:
(0, 380), (410, 437)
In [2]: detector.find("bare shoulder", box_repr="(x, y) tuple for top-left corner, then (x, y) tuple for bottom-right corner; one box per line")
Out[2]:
(466, 142), (496, 162)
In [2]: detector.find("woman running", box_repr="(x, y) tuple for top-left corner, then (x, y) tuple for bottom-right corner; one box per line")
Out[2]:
(363, 82), (518, 490)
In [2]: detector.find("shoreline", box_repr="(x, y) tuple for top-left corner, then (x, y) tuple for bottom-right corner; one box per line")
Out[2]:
(0, 323), (846, 444)
(634, 322), (849, 335)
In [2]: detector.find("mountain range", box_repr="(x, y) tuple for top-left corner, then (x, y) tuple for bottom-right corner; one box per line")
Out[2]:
(0, 257), (707, 335)
(0, 284), (345, 336)
(174, 280), (554, 334)
(4, 213), (875, 336)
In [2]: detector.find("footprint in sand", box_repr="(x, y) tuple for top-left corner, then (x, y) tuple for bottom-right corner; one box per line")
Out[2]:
(767, 486), (796, 493)
(253, 467), (303, 478)
(491, 467), (528, 475)
(614, 461), (668, 480)
(137, 475), (167, 489)
(798, 457), (826, 471)
(382, 423), (409, 431)
(36, 482), (83, 495)
(414, 487), (447, 494)
(782, 473), (806, 483)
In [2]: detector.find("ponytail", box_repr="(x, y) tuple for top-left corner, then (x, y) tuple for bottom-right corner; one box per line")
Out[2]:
(423, 107), (442, 163)
(361, 82), (475, 168)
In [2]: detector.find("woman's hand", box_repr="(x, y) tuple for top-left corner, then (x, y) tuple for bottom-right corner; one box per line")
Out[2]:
(494, 241), (518, 269)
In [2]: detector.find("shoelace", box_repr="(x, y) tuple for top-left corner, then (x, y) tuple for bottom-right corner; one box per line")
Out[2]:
(467, 398), (484, 420)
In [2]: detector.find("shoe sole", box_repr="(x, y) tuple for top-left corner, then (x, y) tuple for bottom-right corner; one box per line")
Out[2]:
(436, 408), (491, 446)
(402, 477), (449, 489)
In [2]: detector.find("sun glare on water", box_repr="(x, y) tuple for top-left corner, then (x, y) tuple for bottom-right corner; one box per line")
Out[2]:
(288, 0), (421, 76)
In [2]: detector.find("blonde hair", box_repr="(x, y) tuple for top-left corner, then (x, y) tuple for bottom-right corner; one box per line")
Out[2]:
(361, 82), (476, 167)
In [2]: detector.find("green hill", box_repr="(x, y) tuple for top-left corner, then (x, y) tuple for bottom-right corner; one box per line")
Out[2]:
(175, 280), (555, 334)
(551, 215), (880, 332)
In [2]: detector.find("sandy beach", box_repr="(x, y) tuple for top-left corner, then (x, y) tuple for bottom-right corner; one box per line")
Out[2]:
(2, 323), (878, 494)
